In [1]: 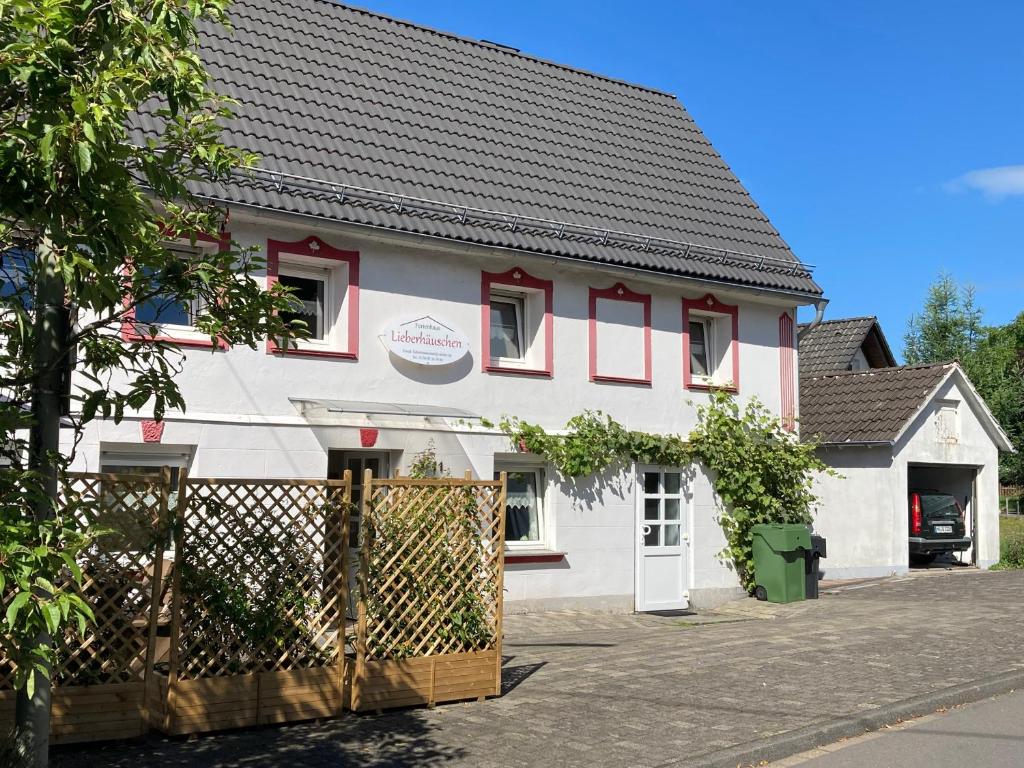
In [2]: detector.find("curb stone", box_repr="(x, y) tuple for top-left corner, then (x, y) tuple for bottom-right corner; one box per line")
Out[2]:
(656, 666), (1024, 768)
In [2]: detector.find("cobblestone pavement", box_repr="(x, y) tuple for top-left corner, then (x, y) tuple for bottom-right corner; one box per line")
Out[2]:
(53, 570), (1024, 768)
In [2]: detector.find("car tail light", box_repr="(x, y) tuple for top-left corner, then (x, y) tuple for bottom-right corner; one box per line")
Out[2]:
(910, 493), (922, 535)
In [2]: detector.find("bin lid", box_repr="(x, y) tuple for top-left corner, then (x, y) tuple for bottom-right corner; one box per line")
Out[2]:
(751, 523), (811, 552)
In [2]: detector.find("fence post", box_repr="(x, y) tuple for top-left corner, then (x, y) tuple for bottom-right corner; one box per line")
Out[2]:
(338, 470), (352, 708)
(494, 471), (507, 697)
(163, 468), (188, 733)
(141, 466), (172, 731)
(353, 467), (373, 711)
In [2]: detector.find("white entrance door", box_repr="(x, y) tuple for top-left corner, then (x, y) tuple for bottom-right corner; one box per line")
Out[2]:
(636, 467), (689, 611)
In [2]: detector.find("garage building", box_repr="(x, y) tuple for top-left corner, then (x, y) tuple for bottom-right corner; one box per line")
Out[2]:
(799, 318), (1014, 578)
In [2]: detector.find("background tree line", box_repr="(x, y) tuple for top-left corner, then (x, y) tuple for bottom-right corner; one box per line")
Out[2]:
(904, 273), (1024, 485)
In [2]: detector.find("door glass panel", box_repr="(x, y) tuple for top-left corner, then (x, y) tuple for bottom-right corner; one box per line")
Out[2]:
(664, 524), (680, 546)
(664, 498), (680, 520)
(346, 458), (361, 477)
(365, 458), (380, 476)
(644, 498), (660, 520)
(664, 473), (681, 495)
(644, 524), (659, 547)
(644, 472), (659, 494)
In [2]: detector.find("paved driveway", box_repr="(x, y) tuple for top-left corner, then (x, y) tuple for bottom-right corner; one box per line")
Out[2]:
(53, 570), (1024, 768)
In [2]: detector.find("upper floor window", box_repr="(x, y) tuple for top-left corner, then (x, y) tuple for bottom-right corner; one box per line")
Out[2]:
(122, 234), (228, 349)
(682, 293), (740, 392)
(267, 235), (359, 360)
(481, 267), (553, 377)
(489, 293), (525, 361)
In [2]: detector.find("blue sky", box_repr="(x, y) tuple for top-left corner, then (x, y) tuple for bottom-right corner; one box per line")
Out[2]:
(360, 0), (1024, 359)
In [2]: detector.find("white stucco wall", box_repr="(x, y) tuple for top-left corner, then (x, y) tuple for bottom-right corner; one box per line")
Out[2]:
(811, 372), (1004, 578)
(67, 211), (804, 610)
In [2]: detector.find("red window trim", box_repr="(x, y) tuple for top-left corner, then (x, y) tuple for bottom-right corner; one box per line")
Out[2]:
(682, 293), (740, 393)
(120, 231), (230, 350)
(481, 267), (554, 377)
(588, 282), (652, 385)
(266, 235), (360, 360)
(779, 312), (797, 431)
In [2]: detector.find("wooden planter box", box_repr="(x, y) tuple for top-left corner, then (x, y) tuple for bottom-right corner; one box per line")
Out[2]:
(0, 682), (147, 745)
(347, 650), (500, 712)
(149, 666), (345, 735)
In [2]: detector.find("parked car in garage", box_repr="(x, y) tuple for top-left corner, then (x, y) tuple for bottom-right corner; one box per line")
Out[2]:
(908, 489), (971, 564)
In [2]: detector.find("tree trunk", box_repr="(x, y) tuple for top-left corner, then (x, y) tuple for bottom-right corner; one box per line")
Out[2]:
(14, 236), (66, 768)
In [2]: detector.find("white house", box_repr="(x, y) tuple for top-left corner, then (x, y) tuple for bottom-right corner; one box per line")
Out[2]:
(799, 318), (1014, 578)
(66, 0), (827, 612)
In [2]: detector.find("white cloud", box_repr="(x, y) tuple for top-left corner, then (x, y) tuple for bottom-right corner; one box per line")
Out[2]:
(945, 164), (1024, 200)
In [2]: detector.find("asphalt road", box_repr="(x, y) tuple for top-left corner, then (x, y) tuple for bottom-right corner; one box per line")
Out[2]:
(777, 689), (1024, 768)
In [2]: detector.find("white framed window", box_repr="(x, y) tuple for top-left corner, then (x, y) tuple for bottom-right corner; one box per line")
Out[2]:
(268, 236), (358, 359)
(277, 260), (342, 349)
(100, 447), (191, 485)
(494, 464), (548, 549)
(130, 240), (218, 345)
(688, 318), (712, 381)
(489, 292), (526, 363)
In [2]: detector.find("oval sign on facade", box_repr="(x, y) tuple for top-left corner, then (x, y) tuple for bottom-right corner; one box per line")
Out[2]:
(383, 315), (470, 366)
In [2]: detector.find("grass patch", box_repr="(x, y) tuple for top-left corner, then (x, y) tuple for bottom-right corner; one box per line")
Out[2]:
(993, 515), (1024, 570)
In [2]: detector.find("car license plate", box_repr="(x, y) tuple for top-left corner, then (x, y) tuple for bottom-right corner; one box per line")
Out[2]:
(935, 525), (953, 533)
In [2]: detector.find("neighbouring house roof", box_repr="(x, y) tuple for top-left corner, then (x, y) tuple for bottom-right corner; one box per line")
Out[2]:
(134, 0), (822, 297)
(800, 362), (958, 445)
(797, 316), (897, 376)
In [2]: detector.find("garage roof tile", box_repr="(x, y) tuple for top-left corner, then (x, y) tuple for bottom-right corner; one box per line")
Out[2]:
(800, 363), (955, 445)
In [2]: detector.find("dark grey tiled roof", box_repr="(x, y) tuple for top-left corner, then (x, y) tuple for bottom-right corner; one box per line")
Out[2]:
(797, 317), (895, 375)
(137, 0), (821, 295)
(800, 363), (955, 445)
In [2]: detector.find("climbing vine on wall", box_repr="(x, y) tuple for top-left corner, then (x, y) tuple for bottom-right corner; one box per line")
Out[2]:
(488, 391), (832, 591)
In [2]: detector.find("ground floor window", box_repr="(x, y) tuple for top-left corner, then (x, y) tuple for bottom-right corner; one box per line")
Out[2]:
(495, 465), (546, 547)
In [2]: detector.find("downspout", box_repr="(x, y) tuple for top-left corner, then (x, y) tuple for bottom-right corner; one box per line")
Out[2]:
(797, 298), (829, 341)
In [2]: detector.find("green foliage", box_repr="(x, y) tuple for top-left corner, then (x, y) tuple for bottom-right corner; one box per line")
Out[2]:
(688, 392), (832, 590)
(493, 411), (693, 477)
(0, 498), (98, 697)
(492, 392), (830, 592)
(993, 516), (1024, 570)
(0, 0), (305, 715)
(179, 526), (330, 673)
(903, 272), (984, 364)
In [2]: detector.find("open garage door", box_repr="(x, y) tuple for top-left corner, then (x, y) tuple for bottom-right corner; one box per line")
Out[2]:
(907, 464), (978, 568)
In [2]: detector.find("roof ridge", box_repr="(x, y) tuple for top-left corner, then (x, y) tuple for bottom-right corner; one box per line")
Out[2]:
(305, 0), (678, 100)
(804, 361), (957, 381)
(797, 315), (878, 328)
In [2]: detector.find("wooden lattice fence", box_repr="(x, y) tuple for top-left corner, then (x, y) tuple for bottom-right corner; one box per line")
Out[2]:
(0, 470), (172, 744)
(348, 471), (507, 711)
(153, 474), (352, 734)
(3, 468), (507, 740)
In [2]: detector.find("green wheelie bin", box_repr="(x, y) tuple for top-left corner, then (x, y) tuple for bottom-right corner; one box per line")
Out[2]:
(751, 524), (810, 603)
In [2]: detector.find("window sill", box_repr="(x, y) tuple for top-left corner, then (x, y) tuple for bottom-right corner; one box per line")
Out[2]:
(592, 374), (652, 386)
(485, 365), (552, 378)
(123, 331), (227, 350)
(685, 381), (738, 394)
(267, 342), (357, 360)
(504, 550), (566, 564)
